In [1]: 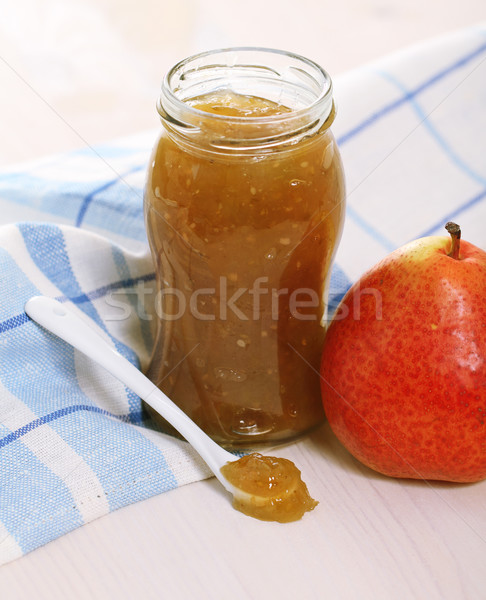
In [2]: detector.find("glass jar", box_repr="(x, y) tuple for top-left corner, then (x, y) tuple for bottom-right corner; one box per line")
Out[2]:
(144, 47), (345, 447)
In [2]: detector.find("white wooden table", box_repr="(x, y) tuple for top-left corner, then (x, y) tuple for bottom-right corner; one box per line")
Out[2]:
(1, 423), (485, 599)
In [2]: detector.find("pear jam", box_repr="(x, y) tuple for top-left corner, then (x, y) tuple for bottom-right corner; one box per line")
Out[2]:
(221, 453), (318, 522)
(144, 49), (345, 446)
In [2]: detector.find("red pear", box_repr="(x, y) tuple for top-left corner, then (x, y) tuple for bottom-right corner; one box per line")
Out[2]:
(320, 223), (486, 482)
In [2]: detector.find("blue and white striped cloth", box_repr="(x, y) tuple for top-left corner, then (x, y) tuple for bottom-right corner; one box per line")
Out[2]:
(1, 25), (485, 565)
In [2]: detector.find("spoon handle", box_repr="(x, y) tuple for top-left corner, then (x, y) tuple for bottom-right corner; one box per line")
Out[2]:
(24, 296), (234, 487)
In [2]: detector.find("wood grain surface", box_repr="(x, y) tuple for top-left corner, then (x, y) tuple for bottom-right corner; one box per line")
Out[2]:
(1, 423), (485, 599)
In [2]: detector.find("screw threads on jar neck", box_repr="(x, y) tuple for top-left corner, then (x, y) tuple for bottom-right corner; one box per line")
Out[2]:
(157, 47), (335, 155)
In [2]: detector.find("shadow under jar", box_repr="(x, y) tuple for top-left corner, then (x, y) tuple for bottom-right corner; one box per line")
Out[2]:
(144, 48), (345, 447)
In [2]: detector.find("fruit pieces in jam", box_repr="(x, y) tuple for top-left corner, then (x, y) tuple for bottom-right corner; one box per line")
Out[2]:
(145, 90), (345, 445)
(221, 453), (318, 522)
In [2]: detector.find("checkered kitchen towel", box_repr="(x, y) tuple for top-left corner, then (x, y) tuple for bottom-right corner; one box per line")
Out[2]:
(1, 24), (485, 565)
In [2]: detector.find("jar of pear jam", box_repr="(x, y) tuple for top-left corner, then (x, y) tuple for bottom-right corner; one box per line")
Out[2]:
(144, 48), (345, 446)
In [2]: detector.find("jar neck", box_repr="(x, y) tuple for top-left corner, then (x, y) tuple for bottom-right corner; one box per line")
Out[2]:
(157, 47), (335, 156)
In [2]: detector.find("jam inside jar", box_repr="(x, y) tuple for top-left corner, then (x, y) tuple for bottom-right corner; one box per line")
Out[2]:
(144, 48), (345, 447)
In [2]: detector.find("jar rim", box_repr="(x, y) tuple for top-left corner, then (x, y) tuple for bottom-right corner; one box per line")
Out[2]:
(158, 46), (334, 126)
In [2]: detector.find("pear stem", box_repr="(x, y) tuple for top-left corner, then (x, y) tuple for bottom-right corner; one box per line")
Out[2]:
(445, 222), (461, 260)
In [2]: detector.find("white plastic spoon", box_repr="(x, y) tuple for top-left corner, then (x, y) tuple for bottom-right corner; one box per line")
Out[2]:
(24, 295), (318, 522)
(24, 295), (238, 493)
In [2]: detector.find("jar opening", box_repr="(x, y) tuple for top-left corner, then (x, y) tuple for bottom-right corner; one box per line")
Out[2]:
(157, 47), (335, 153)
